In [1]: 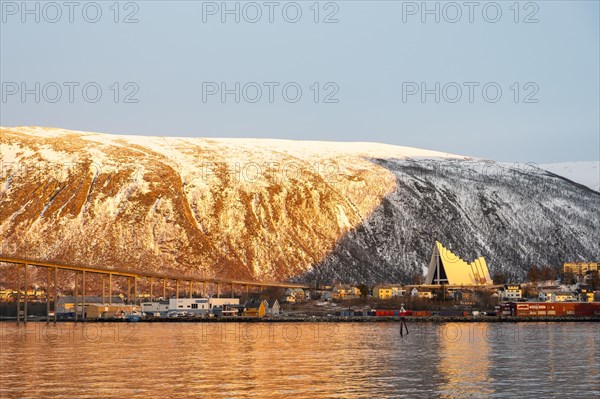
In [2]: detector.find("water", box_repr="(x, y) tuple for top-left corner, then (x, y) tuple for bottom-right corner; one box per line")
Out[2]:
(1, 322), (598, 398)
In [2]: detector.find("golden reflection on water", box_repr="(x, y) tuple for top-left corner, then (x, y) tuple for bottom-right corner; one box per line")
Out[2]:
(437, 323), (493, 398)
(0, 322), (598, 398)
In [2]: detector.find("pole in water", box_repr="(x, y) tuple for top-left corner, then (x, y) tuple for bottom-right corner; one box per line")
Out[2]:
(400, 317), (409, 337)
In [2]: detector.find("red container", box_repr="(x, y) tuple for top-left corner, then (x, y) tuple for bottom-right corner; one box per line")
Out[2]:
(512, 302), (600, 317)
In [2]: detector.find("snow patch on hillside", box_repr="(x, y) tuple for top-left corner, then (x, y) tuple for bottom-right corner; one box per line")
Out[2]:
(540, 161), (600, 192)
(4, 126), (468, 161)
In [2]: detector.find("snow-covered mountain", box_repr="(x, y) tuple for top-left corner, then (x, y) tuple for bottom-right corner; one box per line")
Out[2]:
(539, 161), (599, 192)
(1, 127), (598, 284)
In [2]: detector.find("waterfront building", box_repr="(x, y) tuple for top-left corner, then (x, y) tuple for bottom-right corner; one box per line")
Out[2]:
(373, 285), (393, 299)
(425, 241), (493, 286)
(169, 298), (210, 315)
(538, 289), (577, 302)
(141, 301), (169, 317)
(56, 295), (124, 317)
(498, 285), (522, 301)
(332, 285), (360, 299)
(577, 288), (595, 302)
(453, 289), (477, 305)
(242, 298), (267, 317)
(266, 299), (280, 317)
(167, 297), (240, 316)
(410, 287), (433, 299)
(391, 286), (406, 297)
(284, 288), (305, 302)
(86, 304), (139, 319)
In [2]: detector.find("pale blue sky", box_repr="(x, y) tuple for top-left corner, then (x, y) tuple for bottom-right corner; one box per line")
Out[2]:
(1, 0), (598, 162)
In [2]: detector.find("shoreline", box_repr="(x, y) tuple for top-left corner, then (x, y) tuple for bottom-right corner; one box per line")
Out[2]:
(3, 315), (600, 323)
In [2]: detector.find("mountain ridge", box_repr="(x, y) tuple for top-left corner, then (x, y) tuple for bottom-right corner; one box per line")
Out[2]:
(1, 127), (598, 284)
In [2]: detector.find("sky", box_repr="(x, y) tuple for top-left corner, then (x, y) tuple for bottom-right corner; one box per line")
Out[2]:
(1, 0), (599, 163)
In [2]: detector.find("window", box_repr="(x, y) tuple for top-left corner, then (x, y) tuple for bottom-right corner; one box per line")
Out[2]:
(192, 304), (198, 309)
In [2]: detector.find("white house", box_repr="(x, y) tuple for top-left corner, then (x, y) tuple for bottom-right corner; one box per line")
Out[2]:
(538, 289), (577, 302)
(391, 286), (406, 297)
(410, 287), (433, 299)
(498, 285), (522, 301)
(168, 297), (240, 315)
(141, 301), (169, 317)
(266, 299), (280, 317)
(169, 298), (210, 315)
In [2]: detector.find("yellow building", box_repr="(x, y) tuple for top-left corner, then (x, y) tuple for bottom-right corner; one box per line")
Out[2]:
(332, 285), (360, 299)
(86, 304), (139, 319)
(425, 241), (493, 286)
(373, 285), (393, 299)
(580, 289), (594, 302)
(564, 262), (599, 276)
(242, 298), (266, 317)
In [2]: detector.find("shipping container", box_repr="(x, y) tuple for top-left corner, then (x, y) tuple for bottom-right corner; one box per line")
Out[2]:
(509, 302), (600, 317)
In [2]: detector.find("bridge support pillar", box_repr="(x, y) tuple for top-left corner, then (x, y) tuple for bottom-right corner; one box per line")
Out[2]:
(16, 264), (21, 325)
(46, 268), (51, 324)
(109, 274), (113, 305)
(54, 267), (58, 323)
(23, 264), (28, 323)
(102, 275), (106, 304)
(82, 271), (86, 320)
(74, 271), (78, 321)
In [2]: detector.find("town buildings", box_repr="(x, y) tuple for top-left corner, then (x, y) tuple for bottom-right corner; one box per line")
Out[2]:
(563, 262), (599, 276)
(498, 285), (522, 301)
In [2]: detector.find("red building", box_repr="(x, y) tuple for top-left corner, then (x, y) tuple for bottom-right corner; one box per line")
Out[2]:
(501, 302), (600, 317)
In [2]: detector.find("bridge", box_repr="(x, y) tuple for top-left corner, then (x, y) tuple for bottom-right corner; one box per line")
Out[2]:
(0, 255), (310, 323)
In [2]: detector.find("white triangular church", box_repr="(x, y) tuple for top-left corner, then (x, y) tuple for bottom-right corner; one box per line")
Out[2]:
(425, 241), (493, 286)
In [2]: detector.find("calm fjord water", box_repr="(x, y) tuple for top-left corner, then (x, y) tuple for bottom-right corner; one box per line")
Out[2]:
(1, 322), (598, 398)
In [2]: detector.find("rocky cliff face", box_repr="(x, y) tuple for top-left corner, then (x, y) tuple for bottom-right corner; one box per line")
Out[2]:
(1, 127), (598, 284)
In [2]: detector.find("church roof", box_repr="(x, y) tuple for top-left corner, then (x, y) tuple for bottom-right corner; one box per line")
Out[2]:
(425, 241), (493, 285)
